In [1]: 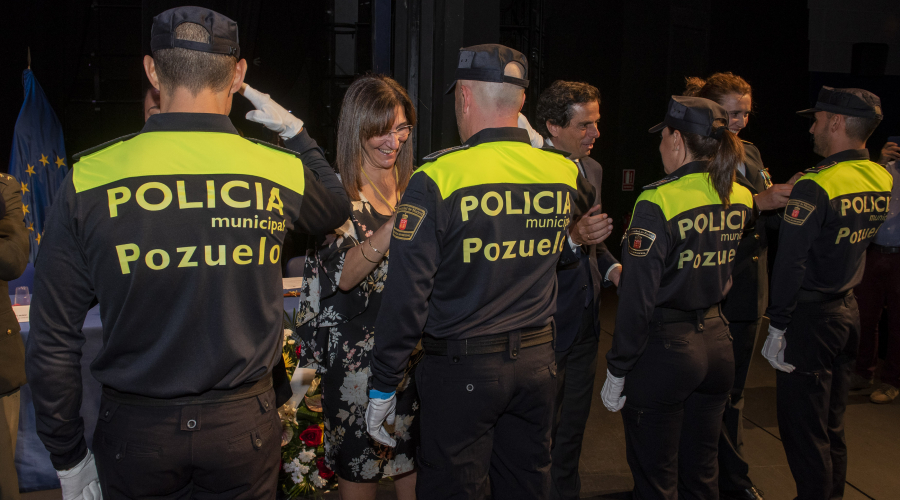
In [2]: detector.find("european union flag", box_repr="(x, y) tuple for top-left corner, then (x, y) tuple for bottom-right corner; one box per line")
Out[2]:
(8, 69), (68, 262)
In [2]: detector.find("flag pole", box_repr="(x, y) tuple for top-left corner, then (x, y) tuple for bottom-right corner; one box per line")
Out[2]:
(27, 47), (31, 69)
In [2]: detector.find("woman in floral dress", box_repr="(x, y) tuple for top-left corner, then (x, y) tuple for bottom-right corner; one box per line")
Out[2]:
(296, 74), (418, 499)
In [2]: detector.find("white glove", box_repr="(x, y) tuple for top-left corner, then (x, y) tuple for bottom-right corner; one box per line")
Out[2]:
(600, 369), (627, 412)
(365, 391), (397, 447)
(761, 325), (795, 373)
(57, 449), (102, 500)
(241, 83), (304, 139)
(517, 112), (544, 148)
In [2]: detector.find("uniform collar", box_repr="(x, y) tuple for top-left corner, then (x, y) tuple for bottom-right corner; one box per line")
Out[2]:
(142, 112), (240, 135)
(815, 148), (869, 167)
(668, 160), (708, 178)
(463, 127), (531, 148)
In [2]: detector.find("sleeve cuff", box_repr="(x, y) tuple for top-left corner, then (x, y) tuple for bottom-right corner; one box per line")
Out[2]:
(368, 389), (396, 400)
(567, 233), (581, 253)
(604, 263), (622, 281)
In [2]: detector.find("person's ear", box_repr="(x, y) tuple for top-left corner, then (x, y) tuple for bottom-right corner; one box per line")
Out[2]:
(546, 121), (561, 140)
(461, 84), (473, 114)
(517, 91), (525, 113)
(230, 59), (248, 95)
(143, 55), (160, 91)
(831, 113), (842, 133)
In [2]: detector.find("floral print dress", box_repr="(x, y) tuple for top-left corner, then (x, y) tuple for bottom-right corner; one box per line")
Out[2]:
(295, 195), (419, 482)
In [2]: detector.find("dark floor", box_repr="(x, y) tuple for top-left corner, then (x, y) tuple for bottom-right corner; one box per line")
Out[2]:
(23, 289), (900, 500)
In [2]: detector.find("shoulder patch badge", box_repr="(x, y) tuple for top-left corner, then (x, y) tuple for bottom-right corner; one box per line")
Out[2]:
(626, 228), (657, 257)
(804, 161), (836, 174)
(784, 199), (815, 226)
(422, 144), (470, 163)
(643, 176), (678, 190)
(393, 203), (427, 241)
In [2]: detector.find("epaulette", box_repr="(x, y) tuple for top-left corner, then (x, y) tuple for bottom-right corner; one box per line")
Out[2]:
(804, 161), (837, 174)
(73, 133), (140, 163)
(0, 173), (18, 185)
(643, 175), (679, 190)
(422, 144), (470, 163)
(540, 146), (570, 157)
(245, 137), (305, 161)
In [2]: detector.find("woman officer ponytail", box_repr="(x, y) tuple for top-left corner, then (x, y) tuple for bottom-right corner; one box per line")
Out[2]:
(650, 95), (744, 207)
(681, 121), (744, 207)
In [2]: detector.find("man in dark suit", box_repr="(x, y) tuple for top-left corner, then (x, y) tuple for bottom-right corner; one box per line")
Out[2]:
(535, 81), (619, 500)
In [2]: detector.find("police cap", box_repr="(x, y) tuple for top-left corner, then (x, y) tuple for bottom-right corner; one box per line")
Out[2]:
(797, 86), (882, 120)
(151, 6), (240, 59)
(649, 96), (729, 139)
(445, 44), (529, 95)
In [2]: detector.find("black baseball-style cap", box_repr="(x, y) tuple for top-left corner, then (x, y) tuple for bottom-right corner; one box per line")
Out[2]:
(797, 86), (883, 120)
(151, 6), (240, 59)
(444, 44), (529, 95)
(649, 96), (729, 139)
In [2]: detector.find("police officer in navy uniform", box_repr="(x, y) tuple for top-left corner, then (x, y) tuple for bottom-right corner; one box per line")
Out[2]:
(764, 87), (892, 500)
(25, 7), (349, 499)
(365, 44), (601, 499)
(602, 96), (754, 499)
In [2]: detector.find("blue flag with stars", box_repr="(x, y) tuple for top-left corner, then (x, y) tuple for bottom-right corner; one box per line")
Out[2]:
(8, 69), (68, 262)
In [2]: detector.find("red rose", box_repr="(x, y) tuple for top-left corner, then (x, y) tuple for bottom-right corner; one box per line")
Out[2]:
(316, 457), (335, 479)
(300, 425), (323, 447)
(295, 346), (303, 356)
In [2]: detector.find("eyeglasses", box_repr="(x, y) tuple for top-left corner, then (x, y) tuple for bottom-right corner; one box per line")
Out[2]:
(376, 125), (413, 141)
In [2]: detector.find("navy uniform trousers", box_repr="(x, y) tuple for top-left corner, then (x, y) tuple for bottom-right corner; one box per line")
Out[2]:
(416, 338), (557, 499)
(622, 314), (734, 500)
(778, 293), (859, 500)
(94, 388), (281, 499)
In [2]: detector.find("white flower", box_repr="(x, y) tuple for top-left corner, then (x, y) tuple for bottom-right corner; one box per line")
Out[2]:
(385, 454), (415, 476)
(298, 450), (316, 463)
(311, 473), (327, 488)
(283, 329), (292, 339)
(393, 414), (415, 442)
(360, 459), (381, 479)
(339, 370), (369, 408)
(297, 463), (310, 475)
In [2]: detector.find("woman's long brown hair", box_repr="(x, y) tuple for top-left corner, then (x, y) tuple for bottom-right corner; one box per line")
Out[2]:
(679, 119), (745, 207)
(335, 74), (417, 201)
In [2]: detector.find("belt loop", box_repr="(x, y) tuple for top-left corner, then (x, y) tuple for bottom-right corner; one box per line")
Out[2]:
(508, 330), (521, 360)
(695, 310), (705, 332)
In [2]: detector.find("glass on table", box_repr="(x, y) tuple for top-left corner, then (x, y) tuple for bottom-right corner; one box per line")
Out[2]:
(14, 286), (30, 306)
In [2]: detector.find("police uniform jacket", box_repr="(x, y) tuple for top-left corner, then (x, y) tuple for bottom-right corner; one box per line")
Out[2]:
(766, 149), (893, 330)
(25, 113), (350, 469)
(606, 161), (754, 377)
(722, 141), (779, 322)
(0, 174), (30, 396)
(555, 155), (619, 351)
(370, 127), (593, 393)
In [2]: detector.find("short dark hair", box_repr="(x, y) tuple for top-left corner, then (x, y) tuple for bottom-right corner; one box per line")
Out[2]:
(535, 81), (601, 138)
(843, 115), (881, 142)
(152, 22), (236, 96)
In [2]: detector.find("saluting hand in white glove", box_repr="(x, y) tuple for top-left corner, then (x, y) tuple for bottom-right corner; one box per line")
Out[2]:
(365, 390), (397, 447)
(57, 449), (102, 500)
(601, 369), (627, 412)
(761, 324), (795, 373)
(239, 83), (304, 139)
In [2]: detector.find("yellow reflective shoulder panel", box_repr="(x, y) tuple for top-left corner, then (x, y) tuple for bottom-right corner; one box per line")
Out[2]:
(417, 142), (578, 197)
(801, 160), (893, 199)
(72, 132), (306, 194)
(639, 173), (730, 220)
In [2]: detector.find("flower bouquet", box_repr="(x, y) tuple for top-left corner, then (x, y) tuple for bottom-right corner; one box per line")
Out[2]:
(279, 310), (337, 498)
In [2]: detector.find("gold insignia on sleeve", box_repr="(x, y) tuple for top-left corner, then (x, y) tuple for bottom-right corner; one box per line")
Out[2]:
(784, 199), (815, 226)
(626, 228), (656, 257)
(392, 203), (427, 241)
